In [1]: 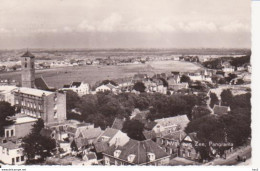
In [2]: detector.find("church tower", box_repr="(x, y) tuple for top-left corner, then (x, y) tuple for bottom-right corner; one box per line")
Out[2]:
(21, 50), (35, 88)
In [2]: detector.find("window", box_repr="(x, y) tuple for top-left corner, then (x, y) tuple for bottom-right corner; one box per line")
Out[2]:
(104, 157), (110, 165)
(147, 153), (155, 161)
(54, 111), (57, 118)
(25, 63), (27, 68)
(127, 154), (136, 163)
(21, 156), (25, 161)
(7, 149), (9, 155)
(16, 157), (20, 162)
(114, 150), (121, 158)
(12, 158), (15, 164)
(6, 130), (9, 138)
(11, 130), (14, 136)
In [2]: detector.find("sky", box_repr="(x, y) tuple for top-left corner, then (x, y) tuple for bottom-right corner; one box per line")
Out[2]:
(0, 0), (251, 49)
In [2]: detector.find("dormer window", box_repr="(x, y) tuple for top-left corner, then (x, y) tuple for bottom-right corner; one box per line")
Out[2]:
(127, 154), (135, 163)
(147, 152), (155, 161)
(113, 150), (121, 158)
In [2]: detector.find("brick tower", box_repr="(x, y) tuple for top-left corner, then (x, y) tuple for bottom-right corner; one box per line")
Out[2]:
(21, 50), (35, 88)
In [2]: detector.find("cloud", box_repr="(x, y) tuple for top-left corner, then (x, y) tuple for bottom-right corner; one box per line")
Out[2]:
(220, 21), (250, 32)
(178, 21), (218, 33)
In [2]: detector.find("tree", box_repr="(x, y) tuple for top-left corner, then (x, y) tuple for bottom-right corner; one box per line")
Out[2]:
(180, 75), (191, 83)
(122, 120), (146, 141)
(100, 80), (118, 86)
(133, 82), (146, 92)
(22, 119), (56, 164)
(210, 92), (219, 108)
(66, 90), (80, 111)
(191, 106), (211, 120)
(0, 101), (15, 136)
(220, 89), (233, 106)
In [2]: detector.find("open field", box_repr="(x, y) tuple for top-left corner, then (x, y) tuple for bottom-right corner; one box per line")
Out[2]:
(0, 61), (201, 88)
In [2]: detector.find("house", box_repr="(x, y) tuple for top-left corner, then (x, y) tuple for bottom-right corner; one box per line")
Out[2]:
(0, 85), (17, 105)
(64, 122), (95, 139)
(82, 152), (98, 165)
(222, 61), (235, 73)
(156, 131), (186, 157)
(179, 132), (201, 161)
(213, 105), (230, 115)
(153, 115), (190, 135)
(95, 83), (117, 93)
(13, 87), (67, 126)
(61, 82), (90, 96)
(93, 128), (130, 154)
(4, 115), (38, 139)
(0, 138), (26, 165)
(72, 127), (103, 150)
(102, 139), (170, 165)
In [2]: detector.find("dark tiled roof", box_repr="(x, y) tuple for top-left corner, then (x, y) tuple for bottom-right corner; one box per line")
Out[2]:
(111, 118), (124, 130)
(213, 105), (229, 115)
(21, 51), (35, 58)
(103, 139), (169, 165)
(94, 142), (109, 153)
(71, 82), (82, 88)
(63, 85), (70, 88)
(142, 130), (156, 140)
(35, 77), (51, 91)
(86, 153), (97, 160)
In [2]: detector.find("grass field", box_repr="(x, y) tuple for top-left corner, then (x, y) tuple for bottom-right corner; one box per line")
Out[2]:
(0, 61), (201, 88)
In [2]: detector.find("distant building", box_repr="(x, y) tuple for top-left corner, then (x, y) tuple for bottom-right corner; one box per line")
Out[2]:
(103, 139), (170, 165)
(0, 138), (26, 165)
(153, 115), (190, 135)
(13, 87), (67, 126)
(61, 82), (90, 96)
(111, 118), (125, 130)
(95, 83), (117, 93)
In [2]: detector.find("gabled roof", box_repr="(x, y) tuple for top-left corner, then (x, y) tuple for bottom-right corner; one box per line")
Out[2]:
(94, 142), (109, 153)
(80, 127), (103, 140)
(21, 51), (35, 58)
(111, 118), (124, 130)
(35, 77), (53, 91)
(71, 82), (82, 88)
(95, 128), (119, 142)
(86, 152), (97, 160)
(63, 85), (70, 88)
(103, 139), (169, 165)
(213, 105), (229, 115)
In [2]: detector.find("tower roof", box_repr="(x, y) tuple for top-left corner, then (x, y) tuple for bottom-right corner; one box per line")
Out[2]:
(21, 51), (35, 58)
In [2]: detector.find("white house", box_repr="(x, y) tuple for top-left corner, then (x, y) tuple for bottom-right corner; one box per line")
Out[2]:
(153, 115), (190, 135)
(95, 83), (118, 93)
(61, 82), (90, 96)
(0, 85), (17, 105)
(0, 139), (26, 165)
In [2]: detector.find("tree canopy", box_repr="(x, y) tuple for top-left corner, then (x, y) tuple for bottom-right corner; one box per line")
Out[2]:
(0, 101), (15, 136)
(133, 82), (146, 92)
(122, 120), (146, 141)
(22, 119), (56, 164)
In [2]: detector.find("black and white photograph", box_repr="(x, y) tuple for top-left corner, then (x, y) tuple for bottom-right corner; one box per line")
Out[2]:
(0, 0), (255, 168)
